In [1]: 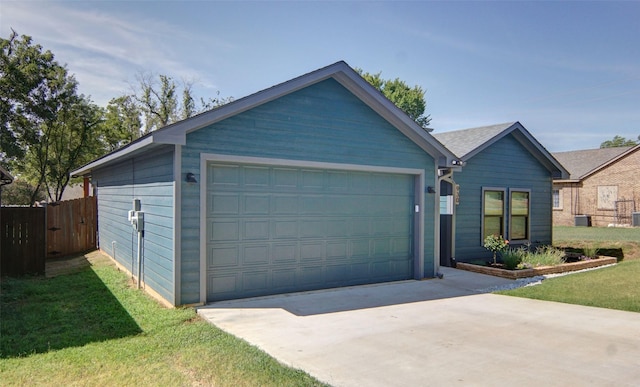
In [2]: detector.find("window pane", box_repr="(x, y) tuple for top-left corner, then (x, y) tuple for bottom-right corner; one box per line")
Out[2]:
(552, 189), (560, 208)
(484, 191), (504, 216)
(511, 216), (527, 240)
(484, 216), (503, 239)
(511, 192), (529, 216)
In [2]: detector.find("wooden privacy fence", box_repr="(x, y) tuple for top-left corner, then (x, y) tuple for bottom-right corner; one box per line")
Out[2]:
(1, 196), (97, 276)
(47, 196), (97, 259)
(1, 207), (46, 276)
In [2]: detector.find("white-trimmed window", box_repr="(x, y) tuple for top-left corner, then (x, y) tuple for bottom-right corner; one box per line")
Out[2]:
(482, 188), (505, 241)
(510, 190), (531, 241)
(552, 188), (562, 209)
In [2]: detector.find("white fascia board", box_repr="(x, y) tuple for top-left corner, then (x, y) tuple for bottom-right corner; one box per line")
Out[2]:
(71, 136), (156, 177)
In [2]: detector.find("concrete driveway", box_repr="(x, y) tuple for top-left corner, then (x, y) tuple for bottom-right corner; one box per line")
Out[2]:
(197, 268), (640, 386)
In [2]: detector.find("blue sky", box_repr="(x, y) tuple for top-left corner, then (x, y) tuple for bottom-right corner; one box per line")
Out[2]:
(2, 1), (639, 152)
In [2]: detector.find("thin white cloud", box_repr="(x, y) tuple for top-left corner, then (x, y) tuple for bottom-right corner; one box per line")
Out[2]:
(2, 1), (231, 105)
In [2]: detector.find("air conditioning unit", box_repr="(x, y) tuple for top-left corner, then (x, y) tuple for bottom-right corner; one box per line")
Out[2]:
(633, 212), (640, 227)
(575, 215), (592, 227)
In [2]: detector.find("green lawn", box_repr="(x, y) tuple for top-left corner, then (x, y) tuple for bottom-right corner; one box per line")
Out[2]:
(0, 255), (326, 386)
(497, 226), (640, 312)
(554, 226), (640, 260)
(496, 260), (640, 312)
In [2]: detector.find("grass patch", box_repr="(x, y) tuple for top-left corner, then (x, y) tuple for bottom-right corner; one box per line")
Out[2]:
(497, 227), (640, 313)
(497, 260), (640, 313)
(554, 226), (640, 260)
(0, 255), (327, 386)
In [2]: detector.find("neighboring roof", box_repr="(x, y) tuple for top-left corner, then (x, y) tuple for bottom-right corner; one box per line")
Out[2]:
(72, 61), (459, 177)
(553, 145), (639, 181)
(433, 121), (569, 179)
(0, 165), (13, 186)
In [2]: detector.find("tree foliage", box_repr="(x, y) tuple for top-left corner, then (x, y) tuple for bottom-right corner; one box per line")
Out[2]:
(356, 68), (432, 130)
(102, 95), (142, 152)
(130, 73), (233, 135)
(1, 30), (58, 160)
(1, 31), (106, 203)
(600, 135), (639, 148)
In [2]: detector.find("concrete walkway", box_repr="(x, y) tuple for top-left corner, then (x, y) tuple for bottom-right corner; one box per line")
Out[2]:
(198, 268), (640, 386)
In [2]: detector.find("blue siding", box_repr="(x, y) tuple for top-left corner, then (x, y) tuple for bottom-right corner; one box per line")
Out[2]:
(179, 79), (436, 304)
(454, 135), (553, 262)
(93, 146), (175, 302)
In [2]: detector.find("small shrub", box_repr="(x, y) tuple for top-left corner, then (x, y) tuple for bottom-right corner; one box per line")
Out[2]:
(484, 234), (509, 264)
(522, 245), (565, 267)
(501, 248), (525, 270)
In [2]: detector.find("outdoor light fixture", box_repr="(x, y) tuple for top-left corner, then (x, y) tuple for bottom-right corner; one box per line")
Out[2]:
(426, 186), (436, 194)
(186, 173), (197, 183)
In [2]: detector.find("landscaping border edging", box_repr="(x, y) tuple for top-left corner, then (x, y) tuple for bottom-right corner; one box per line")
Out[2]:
(456, 256), (618, 279)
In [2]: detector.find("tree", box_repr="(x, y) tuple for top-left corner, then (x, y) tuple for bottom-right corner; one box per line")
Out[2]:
(1, 31), (106, 203)
(0, 177), (46, 205)
(0, 30), (59, 161)
(126, 73), (233, 135)
(102, 95), (142, 152)
(600, 135), (639, 148)
(356, 68), (432, 130)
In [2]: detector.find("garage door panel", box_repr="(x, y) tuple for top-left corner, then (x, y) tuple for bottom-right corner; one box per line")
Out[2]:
(207, 163), (416, 302)
(299, 266), (324, 286)
(350, 239), (370, 257)
(243, 220), (270, 240)
(300, 220), (326, 238)
(273, 195), (299, 214)
(272, 243), (298, 263)
(242, 271), (269, 291)
(243, 166), (270, 186)
(300, 196), (325, 214)
(302, 169), (324, 189)
(273, 219), (298, 238)
(211, 220), (239, 241)
(210, 164), (240, 186)
(326, 218), (348, 237)
(209, 245), (239, 268)
(244, 194), (270, 214)
(210, 193), (240, 215)
(242, 244), (269, 265)
(300, 242), (324, 260)
(272, 269), (296, 289)
(274, 168), (298, 188)
(208, 274), (238, 295)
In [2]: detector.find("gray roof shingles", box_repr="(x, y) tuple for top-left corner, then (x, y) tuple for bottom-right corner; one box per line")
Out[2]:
(432, 122), (515, 159)
(552, 146), (633, 180)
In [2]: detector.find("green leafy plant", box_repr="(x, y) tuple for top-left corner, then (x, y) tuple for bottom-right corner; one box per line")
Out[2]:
(484, 234), (509, 264)
(502, 248), (526, 270)
(582, 246), (599, 259)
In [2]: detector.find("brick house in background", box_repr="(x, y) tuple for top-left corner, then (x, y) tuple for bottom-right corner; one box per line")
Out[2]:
(552, 145), (640, 227)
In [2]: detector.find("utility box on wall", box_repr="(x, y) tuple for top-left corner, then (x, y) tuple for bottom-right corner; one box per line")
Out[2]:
(575, 215), (592, 227)
(633, 212), (640, 227)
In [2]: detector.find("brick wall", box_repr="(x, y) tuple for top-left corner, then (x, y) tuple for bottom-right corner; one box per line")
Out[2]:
(553, 148), (640, 227)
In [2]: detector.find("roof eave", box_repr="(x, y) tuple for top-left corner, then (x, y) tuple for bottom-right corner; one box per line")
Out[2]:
(72, 61), (461, 176)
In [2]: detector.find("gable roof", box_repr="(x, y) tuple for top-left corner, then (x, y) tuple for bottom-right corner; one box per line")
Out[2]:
(72, 61), (459, 177)
(552, 145), (639, 181)
(433, 121), (569, 178)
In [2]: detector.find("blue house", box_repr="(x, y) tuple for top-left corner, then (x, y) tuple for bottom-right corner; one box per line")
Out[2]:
(433, 122), (568, 264)
(72, 62), (460, 306)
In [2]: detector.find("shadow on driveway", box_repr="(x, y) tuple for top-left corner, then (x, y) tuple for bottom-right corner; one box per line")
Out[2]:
(201, 267), (515, 316)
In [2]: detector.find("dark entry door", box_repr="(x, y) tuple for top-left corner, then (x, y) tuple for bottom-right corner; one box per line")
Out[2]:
(439, 180), (453, 267)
